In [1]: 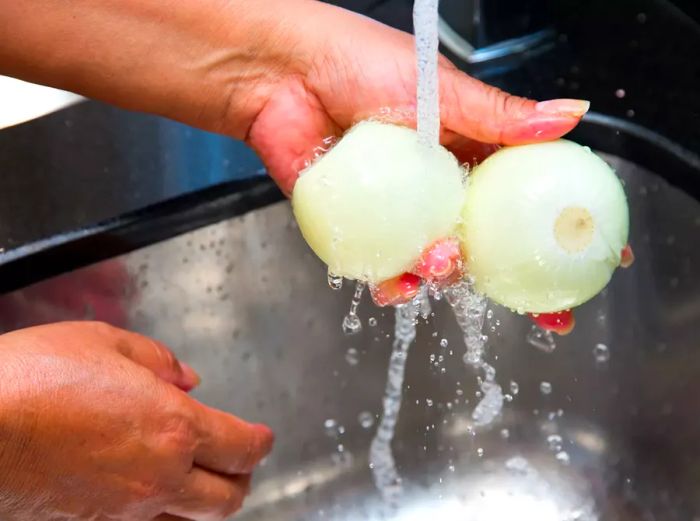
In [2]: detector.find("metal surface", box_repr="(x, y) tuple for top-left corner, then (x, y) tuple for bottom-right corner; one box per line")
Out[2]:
(1, 154), (698, 520)
(0, 100), (264, 251)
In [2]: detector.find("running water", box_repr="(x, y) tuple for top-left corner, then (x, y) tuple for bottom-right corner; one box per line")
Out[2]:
(369, 299), (420, 504)
(369, 0), (441, 503)
(413, 0), (440, 146)
(445, 281), (504, 426)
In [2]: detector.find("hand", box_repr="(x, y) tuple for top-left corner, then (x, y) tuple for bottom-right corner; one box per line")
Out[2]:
(0, 322), (273, 521)
(0, 0), (589, 306)
(242, 2), (589, 304)
(245, 2), (589, 196)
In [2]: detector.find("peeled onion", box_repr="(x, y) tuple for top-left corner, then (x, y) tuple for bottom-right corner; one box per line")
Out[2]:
(292, 121), (465, 282)
(459, 140), (629, 313)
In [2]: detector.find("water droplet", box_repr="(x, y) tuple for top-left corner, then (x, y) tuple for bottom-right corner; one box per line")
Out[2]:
(331, 450), (353, 467)
(324, 419), (337, 435)
(368, 317), (377, 327)
(342, 315), (362, 335)
(439, 338), (449, 348)
(448, 464), (456, 472)
(345, 347), (359, 366)
(342, 282), (365, 335)
(540, 381), (553, 395)
(527, 325), (556, 353)
(509, 381), (519, 395)
(486, 309), (494, 320)
(500, 428), (510, 439)
(547, 434), (563, 452)
(593, 343), (610, 363)
(358, 411), (375, 429)
(615, 88), (626, 98)
(327, 270), (343, 290)
(555, 451), (571, 465)
(476, 447), (484, 457)
(426, 398), (434, 407)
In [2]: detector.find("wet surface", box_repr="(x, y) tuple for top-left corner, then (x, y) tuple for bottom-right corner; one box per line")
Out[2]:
(1, 154), (699, 520)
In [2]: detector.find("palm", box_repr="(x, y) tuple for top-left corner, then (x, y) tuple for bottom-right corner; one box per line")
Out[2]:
(247, 22), (440, 194)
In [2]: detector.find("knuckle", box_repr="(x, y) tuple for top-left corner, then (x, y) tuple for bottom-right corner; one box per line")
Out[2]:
(126, 477), (163, 504)
(83, 320), (119, 336)
(151, 339), (181, 374)
(159, 412), (197, 467)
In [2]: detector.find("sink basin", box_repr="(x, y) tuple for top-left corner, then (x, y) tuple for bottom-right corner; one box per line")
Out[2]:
(1, 139), (698, 520)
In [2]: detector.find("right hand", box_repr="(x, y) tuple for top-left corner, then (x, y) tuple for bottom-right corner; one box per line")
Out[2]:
(0, 321), (273, 521)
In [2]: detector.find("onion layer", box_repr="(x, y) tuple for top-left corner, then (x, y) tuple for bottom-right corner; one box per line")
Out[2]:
(459, 140), (629, 313)
(292, 121), (465, 283)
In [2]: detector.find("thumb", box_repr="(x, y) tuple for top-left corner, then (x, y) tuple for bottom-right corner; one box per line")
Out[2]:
(112, 328), (201, 392)
(439, 67), (589, 145)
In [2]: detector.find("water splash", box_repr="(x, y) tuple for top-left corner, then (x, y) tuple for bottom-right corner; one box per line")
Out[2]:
(540, 381), (553, 395)
(369, 298), (420, 505)
(327, 269), (343, 290)
(445, 281), (504, 427)
(593, 343), (610, 363)
(527, 324), (557, 353)
(358, 411), (375, 429)
(342, 281), (365, 335)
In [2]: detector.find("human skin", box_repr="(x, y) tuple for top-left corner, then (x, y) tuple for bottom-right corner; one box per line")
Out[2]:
(0, 0), (587, 518)
(0, 322), (273, 520)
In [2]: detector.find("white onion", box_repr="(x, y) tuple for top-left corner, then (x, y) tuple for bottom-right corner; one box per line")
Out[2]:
(292, 121), (465, 282)
(459, 140), (629, 313)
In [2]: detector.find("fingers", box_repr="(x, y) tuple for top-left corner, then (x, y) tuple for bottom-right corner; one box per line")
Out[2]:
(529, 310), (576, 335)
(190, 402), (274, 475)
(439, 67), (589, 145)
(247, 79), (340, 196)
(164, 469), (251, 521)
(620, 244), (635, 268)
(108, 326), (201, 392)
(411, 238), (463, 283)
(370, 273), (422, 307)
(370, 239), (463, 307)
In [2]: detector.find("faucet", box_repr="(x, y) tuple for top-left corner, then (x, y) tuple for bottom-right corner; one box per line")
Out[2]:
(437, 0), (556, 65)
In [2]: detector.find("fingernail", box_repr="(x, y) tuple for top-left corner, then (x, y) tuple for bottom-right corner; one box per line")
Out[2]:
(413, 238), (462, 282)
(535, 99), (590, 118)
(503, 115), (583, 144)
(179, 362), (201, 390)
(620, 244), (635, 268)
(255, 424), (275, 456)
(528, 310), (576, 336)
(370, 273), (421, 307)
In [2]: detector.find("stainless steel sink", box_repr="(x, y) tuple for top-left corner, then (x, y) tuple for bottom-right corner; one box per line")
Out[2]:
(0, 152), (698, 520)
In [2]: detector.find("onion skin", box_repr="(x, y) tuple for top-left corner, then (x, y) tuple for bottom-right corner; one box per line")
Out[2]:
(459, 140), (630, 314)
(292, 121), (465, 283)
(292, 121), (630, 317)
